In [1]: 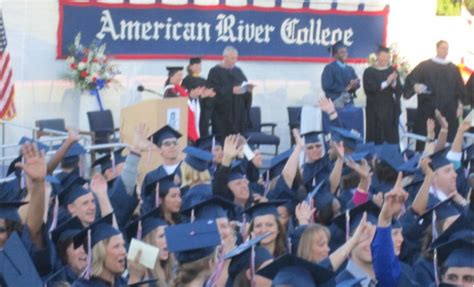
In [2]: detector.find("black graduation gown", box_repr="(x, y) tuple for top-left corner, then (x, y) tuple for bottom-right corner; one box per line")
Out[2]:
(465, 72), (474, 107)
(404, 59), (468, 149)
(363, 66), (402, 144)
(207, 65), (252, 136)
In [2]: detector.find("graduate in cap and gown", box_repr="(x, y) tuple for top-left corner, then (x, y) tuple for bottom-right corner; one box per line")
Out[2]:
(363, 45), (403, 144)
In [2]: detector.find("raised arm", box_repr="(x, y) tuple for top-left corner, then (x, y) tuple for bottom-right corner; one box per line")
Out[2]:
(434, 109), (449, 152)
(281, 129), (303, 188)
(329, 141), (344, 194)
(46, 128), (80, 174)
(410, 157), (434, 216)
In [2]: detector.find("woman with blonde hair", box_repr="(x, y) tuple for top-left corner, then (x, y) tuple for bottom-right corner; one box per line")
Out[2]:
(180, 146), (213, 189)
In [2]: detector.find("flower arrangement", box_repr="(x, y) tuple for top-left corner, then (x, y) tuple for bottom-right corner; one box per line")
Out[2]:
(66, 33), (119, 92)
(368, 43), (410, 83)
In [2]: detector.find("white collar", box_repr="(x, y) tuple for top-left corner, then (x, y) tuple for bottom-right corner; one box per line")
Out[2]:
(430, 57), (450, 65)
(429, 185), (449, 201)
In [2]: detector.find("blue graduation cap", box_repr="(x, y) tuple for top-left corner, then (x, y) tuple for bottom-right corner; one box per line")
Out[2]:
(333, 201), (380, 233)
(302, 131), (323, 144)
(143, 172), (178, 198)
(63, 142), (87, 158)
(429, 148), (452, 171)
(151, 125), (182, 146)
(73, 213), (120, 250)
(224, 233), (273, 281)
(376, 144), (405, 171)
(165, 220), (221, 264)
(417, 196), (460, 226)
(0, 177), (22, 202)
(125, 207), (167, 241)
(51, 216), (84, 246)
(432, 230), (474, 268)
(194, 134), (223, 151)
(228, 160), (246, 182)
(0, 201), (28, 223)
(183, 146), (213, 172)
(181, 195), (234, 221)
(331, 127), (363, 151)
(18, 136), (50, 152)
(58, 177), (89, 206)
(0, 232), (42, 286)
(257, 254), (334, 287)
(430, 215), (473, 248)
(180, 184), (213, 215)
(6, 155), (22, 177)
(398, 153), (422, 174)
(243, 200), (286, 221)
(269, 148), (293, 180)
(92, 148), (127, 173)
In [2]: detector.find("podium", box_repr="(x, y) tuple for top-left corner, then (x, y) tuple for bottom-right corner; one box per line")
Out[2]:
(120, 97), (188, 184)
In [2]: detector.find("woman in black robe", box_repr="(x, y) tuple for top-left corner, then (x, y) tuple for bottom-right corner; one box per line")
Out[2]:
(363, 46), (403, 144)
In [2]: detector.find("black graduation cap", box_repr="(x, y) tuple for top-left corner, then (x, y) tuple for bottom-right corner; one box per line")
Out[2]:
(6, 155), (22, 177)
(194, 134), (223, 151)
(58, 177), (89, 206)
(165, 220), (221, 264)
(184, 77), (207, 90)
(151, 125), (182, 146)
(180, 195), (234, 221)
(333, 201), (380, 233)
(0, 201), (28, 223)
(429, 147), (452, 171)
(224, 233), (273, 281)
(302, 131), (323, 144)
(189, 57), (201, 65)
(331, 127), (363, 151)
(257, 254), (334, 286)
(183, 146), (213, 172)
(0, 232), (42, 286)
(376, 45), (390, 53)
(125, 206), (167, 241)
(73, 213), (121, 250)
(243, 200), (286, 221)
(51, 216), (84, 246)
(166, 66), (183, 77)
(269, 148), (293, 180)
(417, 196), (460, 226)
(329, 40), (347, 55)
(92, 148), (127, 173)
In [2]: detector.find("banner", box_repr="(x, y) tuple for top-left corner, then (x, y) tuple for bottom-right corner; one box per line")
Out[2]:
(58, 1), (388, 62)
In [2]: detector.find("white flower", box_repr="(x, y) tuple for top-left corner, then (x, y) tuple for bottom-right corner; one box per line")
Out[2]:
(66, 57), (75, 65)
(90, 63), (101, 73)
(78, 62), (87, 71)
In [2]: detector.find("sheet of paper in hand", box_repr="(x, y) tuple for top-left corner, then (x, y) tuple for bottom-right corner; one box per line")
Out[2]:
(241, 81), (256, 92)
(127, 238), (160, 269)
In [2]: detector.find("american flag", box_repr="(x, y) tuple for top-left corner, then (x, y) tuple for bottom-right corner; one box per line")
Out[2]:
(0, 10), (16, 120)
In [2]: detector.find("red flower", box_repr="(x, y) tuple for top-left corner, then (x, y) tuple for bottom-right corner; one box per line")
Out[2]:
(70, 63), (77, 69)
(93, 58), (99, 63)
(92, 76), (97, 82)
(80, 71), (88, 78)
(82, 58), (88, 63)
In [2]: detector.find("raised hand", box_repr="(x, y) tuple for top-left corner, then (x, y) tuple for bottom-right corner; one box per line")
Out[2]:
(295, 201), (316, 225)
(426, 118), (435, 138)
(127, 250), (147, 285)
(319, 97), (336, 115)
(419, 157), (433, 177)
(435, 109), (448, 130)
(349, 212), (368, 245)
(292, 128), (304, 147)
(379, 173), (408, 226)
(131, 123), (154, 154)
(90, 173), (108, 197)
(222, 135), (242, 165)
(66, 128), (81, 143)
(16, 143), (47, 183)
(332, 141), (345, 160)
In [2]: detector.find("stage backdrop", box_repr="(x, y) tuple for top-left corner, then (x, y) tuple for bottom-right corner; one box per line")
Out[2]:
(57, 0), (388, 63)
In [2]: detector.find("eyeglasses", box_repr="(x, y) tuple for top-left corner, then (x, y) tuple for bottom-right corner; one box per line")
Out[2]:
(161, 140), (178, 147)
(306, 144), (322, 150)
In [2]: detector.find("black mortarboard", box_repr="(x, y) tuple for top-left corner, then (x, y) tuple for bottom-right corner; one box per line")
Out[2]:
(125, 207), (167, 241)
(181, 195), (234, 221)
(51, 216), (84, 246)
(92, 148), (126, 173)
(0, 201), (28, 223)
(330, 41), (347, 55)
(257, 254), (334, 286)
(58, 177), (89, 206)
(333, 201), (380, 233)
(73, 213), (121, 250)
(165, 220), (220, 264)
(18, 136), (50, 152)
(429, 148), (452, 171)
(331, 127), (363, 151)
(189, 57), (201, 65)
(302, 131), (323, 144)
(243, 200), (286, 221)
(417, 196), (460, 226)
(185, 77), (207, 90)
(194, 134), (222, 151)
(269, 148), (293, 179)
(151, 125), (182, 146)
(183, 146), (213, 172)
(166, 66), (183, 78)
(376, 45), (390, 53)
(0, 232), (42, 286)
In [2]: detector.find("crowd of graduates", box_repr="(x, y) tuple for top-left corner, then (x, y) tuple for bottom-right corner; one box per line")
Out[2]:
(0, 96), (473, 287)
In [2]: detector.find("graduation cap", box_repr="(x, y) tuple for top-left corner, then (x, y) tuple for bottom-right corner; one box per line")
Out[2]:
(6, 155), (22, 177)
(59, 142), (87, 167)
(185, 77), (207, 90)
(333, 201), (380, 234)
(194, 134), (223, 151)
(228, 160), (246, 182)
(92, 148), (126, 173)
(189, 57), (201, 65)
(268, 148), (293, 180)
(430, 215), (473, 248)
(51, 216), (84, 246)
(165, 220), (221, 264)
(302, 131), (323, 144)
(331, 127), (363, 151)
(432, 230), (474, 268)
(183, 146), (213, 172)
(329, 40), (347, 56)
(0, 178), (22, 202)
(125, 207), (167, 241)
(224, 233), (273, 281)
(398, 153), (421, 174)
(143, 173), (178, 198)
(257, 254), (334, 287)
(243, 200), (286, 221)
(0, 201), (28, 223)
(18, 136), (50, 152)
(72, 213), (120, 250)
(58, 177), (89, 206)
(376, 45), (390, 53)
(417, 196), (460, 226)
(429, 148), (452, 171)
(0, 232), (42, 286)
(166, 66), (183, 77)
(181, 195), (234, 221)
(151, 125), (182, 146)
(376, 144), (405, 172)
(180, 184), (213, 217)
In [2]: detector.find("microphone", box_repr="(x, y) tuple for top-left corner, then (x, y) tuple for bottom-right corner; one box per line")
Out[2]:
(137, 85), (164, 98)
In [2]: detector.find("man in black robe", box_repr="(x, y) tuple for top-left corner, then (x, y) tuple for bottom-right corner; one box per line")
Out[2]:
(363, 46), (403, 144)
(404, 40), (468, 150)
(207, 46), (253, 136)
(466, 72), (474, 107)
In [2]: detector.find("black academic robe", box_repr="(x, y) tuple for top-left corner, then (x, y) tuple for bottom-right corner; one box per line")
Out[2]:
(466, 73), (474, 107)
(404, 59), (468, 149)
(363, 66), (402, 144)
(207, 65), (252, 136)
